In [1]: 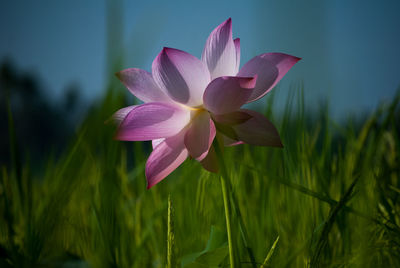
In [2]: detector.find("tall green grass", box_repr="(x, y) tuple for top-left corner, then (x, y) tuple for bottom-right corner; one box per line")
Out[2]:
(1, 84), (399, 267)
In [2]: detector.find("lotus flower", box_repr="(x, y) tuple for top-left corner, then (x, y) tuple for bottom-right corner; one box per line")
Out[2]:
(113, 18), (300, 188)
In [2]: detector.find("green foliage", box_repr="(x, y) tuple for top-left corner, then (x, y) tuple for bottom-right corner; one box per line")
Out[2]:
(260, 236), (279, 268)
(0, 86), (399, 267)
(181, 226), (228, 267)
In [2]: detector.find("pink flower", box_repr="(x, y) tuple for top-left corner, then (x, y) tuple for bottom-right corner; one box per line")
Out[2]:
(113, 18), (300, 189)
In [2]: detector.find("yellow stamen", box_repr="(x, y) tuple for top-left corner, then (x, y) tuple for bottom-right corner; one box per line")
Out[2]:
(178, 103), (204, 111)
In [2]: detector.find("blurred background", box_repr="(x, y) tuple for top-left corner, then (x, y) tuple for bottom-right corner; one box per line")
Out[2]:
(2, 0), (400, 166)
(2, 0), (400, 107)
(1, 0), (400, 163)
(1, 0), (399, 161)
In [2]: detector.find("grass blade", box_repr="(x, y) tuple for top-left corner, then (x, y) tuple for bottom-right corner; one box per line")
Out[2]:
(167, 195), (175, 268)
(260, 236), (279, 268)
(309, 177), (359, 267)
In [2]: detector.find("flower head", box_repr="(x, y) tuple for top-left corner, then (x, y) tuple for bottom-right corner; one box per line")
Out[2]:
(113, 18), (300, 188)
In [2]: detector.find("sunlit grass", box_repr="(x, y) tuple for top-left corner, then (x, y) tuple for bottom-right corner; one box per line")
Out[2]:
(1, 85), (399, 267)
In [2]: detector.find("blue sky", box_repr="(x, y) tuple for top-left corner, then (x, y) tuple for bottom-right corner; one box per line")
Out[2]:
(1, 0), (399, 117)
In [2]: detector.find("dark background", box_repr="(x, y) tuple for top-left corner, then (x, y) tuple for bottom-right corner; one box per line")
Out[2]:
(1, 0), (400, 164)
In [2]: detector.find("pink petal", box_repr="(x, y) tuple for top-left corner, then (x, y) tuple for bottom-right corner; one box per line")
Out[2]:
(152, 139), (164, 149)
(238, 53), (301, 103)
(203, 76), (257, 115)
(152, 47), (210, 107)
(234, 38), (240, 74)
(146, 130), (188, 189)
(223, 135), (244, 147)
(116, 102), (190, 141)
(202, 18), (237, 79)
(184, 112), (216, 161)
(212, 111), (252, 125)
(116, 68), (171, 103)
(111, 105), (137, 125)
(215, 109), (283, 147)
(200, 145), (218, 173)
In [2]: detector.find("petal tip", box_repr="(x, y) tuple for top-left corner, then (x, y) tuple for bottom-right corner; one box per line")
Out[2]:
(113, 130), (125, 141)
(146, 182), (153, 190)
(113, 132), (122, 141)
(162, 47), (176, 54)
(218, 18), (232, 32)
(145, 169), (157, 189)
(115, 71), (121, 78)
(115, 68), (134, 82)
(115, 68), (131, 78)
(271, 135), (284, 148)
(284, 54), (302, 65)
(159, 47), (173, 57)
(293, 56), (302, 62)
(225, 18), (232, 29)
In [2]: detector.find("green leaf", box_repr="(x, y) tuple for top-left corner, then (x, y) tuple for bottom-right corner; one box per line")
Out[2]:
(204, 226), (226, 252)
(194, 246), (228, 266)
(260, 236), (280, 267)
(181, 226), (227, 267)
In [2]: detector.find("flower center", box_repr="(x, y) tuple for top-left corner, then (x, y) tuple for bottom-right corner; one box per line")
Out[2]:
(177, 103), (208, 122)
(179, 104), (204, 111)
(189, 106), (207, 120)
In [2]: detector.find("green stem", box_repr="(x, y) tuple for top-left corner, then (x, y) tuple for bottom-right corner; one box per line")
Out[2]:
(167, 194), (174, 268)
(213, 139), (236, 268)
